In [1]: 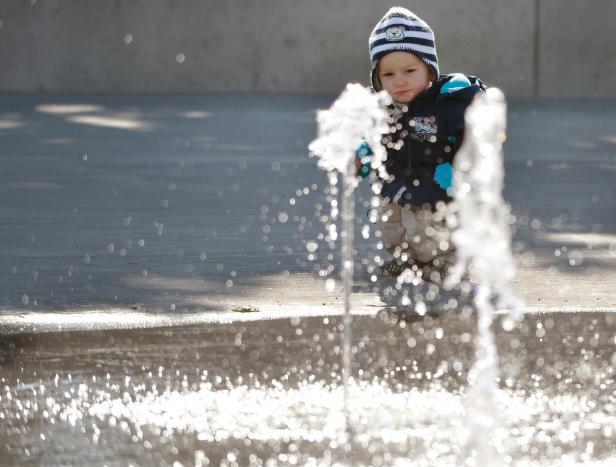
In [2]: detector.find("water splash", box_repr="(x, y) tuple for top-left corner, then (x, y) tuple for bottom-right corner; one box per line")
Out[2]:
(309, 83), (390, 180)
(449, 87), (524, 464)
(309, 83), (390, 423)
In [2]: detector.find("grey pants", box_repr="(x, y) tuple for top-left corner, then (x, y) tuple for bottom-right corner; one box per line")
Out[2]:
(376, 201), (456, 267)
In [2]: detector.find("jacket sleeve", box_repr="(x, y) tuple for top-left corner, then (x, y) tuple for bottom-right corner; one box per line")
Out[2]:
(433, 80), (486, 190)
(443, 77), (486, 150)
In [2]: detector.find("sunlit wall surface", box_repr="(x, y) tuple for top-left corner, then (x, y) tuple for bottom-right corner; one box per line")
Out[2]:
(1, 0), (615, 97)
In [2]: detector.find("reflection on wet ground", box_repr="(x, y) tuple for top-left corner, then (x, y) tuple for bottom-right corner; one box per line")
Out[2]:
(1, 311), (614, 466)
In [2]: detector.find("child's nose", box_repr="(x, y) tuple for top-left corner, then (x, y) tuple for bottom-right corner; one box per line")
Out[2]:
(394, 75), (406, 86)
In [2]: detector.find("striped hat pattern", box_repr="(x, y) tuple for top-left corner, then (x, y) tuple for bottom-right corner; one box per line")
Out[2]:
(369, 7), (439, 90)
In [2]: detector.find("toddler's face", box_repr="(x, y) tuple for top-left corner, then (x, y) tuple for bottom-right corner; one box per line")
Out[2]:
(377, 51), (433, 104)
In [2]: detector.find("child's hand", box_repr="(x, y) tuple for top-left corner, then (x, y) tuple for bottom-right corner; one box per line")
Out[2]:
(354, 157), (363, 175)
(355, 141), (373, 178)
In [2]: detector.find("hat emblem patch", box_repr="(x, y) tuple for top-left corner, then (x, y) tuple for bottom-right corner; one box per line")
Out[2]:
(385, 27), (405, 41)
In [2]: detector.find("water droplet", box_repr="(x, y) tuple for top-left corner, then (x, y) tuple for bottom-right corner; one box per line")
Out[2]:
(306, 241), (318, 253)
(575, 363), (592, 380)
(107, 243), (115, 253)
(278, 212), (288, 223)
(501, 316), (515, 331)
(21, 294), (29, 305)
(568, 251), (583, 266)
(176, 53), (186, 64)
(82, 154), (88, 161)
(325, 279), (335, 292)
(124, 34), (133, 44)
(138, 239), (145, 247)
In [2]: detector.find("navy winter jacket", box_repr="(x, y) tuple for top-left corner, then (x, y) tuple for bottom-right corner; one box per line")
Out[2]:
(379, 73), (486, 210)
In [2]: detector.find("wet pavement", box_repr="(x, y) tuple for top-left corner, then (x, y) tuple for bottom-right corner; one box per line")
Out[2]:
(1, 94), (616, 465)
(1, 311), (615, 465)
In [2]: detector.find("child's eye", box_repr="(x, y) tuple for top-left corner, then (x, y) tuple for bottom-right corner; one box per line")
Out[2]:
(406, 69), (415, 74)
(382, 72), (393, 77)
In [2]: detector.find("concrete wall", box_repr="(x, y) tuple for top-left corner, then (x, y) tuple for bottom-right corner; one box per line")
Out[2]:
(0, 0), (613, 97)
(538, 0), (616, 98)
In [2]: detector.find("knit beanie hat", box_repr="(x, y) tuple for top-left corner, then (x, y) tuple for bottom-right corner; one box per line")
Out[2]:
(369, 7), (439, 90)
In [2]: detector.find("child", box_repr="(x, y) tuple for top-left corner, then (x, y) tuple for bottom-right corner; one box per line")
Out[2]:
(362, 6), (486, 281)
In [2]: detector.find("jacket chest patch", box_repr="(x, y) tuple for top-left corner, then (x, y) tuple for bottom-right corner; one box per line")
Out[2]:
(409, 116), (438, 143)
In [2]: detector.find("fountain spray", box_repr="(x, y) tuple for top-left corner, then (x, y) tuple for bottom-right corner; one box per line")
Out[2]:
(309, 83), (390, 424)
(448, 87), (523, 465)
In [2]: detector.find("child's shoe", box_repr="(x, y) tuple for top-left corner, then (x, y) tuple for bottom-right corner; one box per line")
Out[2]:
(379, 259), (410, 277)
(420, 260), (458, 284)
(380, 258), (430, 277)
(421, 264), (448, 283)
